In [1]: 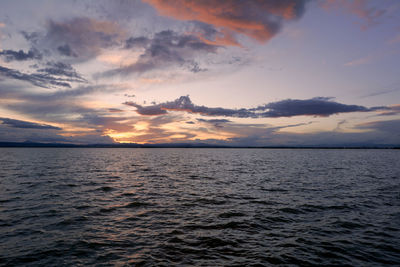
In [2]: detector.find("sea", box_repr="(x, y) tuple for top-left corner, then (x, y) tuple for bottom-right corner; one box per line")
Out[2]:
(0, 148), (399, 266)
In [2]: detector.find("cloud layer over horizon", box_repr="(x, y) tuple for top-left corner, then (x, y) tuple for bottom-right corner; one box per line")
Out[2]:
(125, 95), (387, 118)
(0, 0), (399, 145)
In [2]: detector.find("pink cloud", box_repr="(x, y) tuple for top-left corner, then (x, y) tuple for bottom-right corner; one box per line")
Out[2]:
(144, 0), (307, 46)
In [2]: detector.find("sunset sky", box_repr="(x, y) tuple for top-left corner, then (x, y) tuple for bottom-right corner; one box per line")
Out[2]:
(0, 0), (399, 146)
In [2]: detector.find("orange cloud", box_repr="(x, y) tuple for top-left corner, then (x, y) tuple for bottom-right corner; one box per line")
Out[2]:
(144, 0), (307, 45)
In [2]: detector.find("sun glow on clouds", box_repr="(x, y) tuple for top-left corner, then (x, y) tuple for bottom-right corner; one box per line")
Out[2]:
(0, 0), (399, 146)
(97, 50), (142, 67)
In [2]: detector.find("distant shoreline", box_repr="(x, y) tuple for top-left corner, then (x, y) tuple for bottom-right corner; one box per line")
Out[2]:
(0, 142), (398, 149)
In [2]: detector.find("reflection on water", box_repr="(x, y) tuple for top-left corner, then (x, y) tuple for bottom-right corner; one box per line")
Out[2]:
(0, 148), (399, 266)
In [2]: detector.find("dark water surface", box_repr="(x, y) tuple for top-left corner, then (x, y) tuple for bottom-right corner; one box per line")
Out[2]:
(0, 148), (399, 266)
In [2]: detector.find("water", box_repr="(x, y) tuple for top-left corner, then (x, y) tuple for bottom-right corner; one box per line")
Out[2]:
(0, 148), (399, 266)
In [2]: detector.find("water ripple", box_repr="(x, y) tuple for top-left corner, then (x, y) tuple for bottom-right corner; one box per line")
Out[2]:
(0, 148), (399, 266)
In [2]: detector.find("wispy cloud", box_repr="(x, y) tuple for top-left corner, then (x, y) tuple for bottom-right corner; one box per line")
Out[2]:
(388, 33), (400, 45)
(356, 119), (400, 133)
(376, 104), (400, 116)
(0, 117), (62, 130)
(321, 0), (388, 30)
(0, 65), (77, 88)
(344, 54), (373, 66)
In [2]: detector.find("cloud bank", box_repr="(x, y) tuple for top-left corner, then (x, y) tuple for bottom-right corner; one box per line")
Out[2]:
(125, 95), (385, 118)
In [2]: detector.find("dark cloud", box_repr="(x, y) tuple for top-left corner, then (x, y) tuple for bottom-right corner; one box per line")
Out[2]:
(250, 97), (384, 117)
(0, 123), (115, 144)
(108, 108), (124, 113)
(0, 82), (138, 135)
(57, 44), (77, 57)
(0, 83), (124, 127)
(356, 119), (400, 133)
(0, 48), (42, 62)
(2, 96), (134, 134)
(25, 17), (125, 61)
(46, 17), (124, 58)
(37, 61), (86, 82)
(125, 36), (150, 49)
(124, 95), (251, 117)
(198, 119), (399, 147)
(0, 65), (72, 88)
(80, 114), (134, 132)
(0, 117), (62, 130)
(0, 84), (111, 103)
(21, 31), (41, 44)
(0, 60), (87, 89)
(0, 81), (131, 133)
(103, 30), (218, 76)
(145, 0), (308, 45)
(377, 105), (400, 116)
(197, 118), (231, 128)
(124, 95), (386, 118)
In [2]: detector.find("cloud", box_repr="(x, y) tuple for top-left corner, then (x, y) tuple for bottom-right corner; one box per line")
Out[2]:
(0, 117), (61, 130)
(0, 83), (113, 103)
(27, 17), (125, 61)
(377, 105), (400, 116)
(334, 119), (347, 131)
(124, 95), (386, 118)
(108, 108), (124, 113)
(57, 44), (77, 57)
(321, 0), (388, 30)
(144, 0), (308, 45)
(80, 114), (134, 132)
(193, 119), (399, 147)
(197, 118), (231, 128)
(125, 36), (150, 49)
(0, 83), (127, 129)
(0, 80), (135, 135)
(0, 123), (115, 144)
(5, 99), (134, 133)
(344, 55), (372, 66)
(2, 96), (135, 134)
(0, 48), (42, 62)
(0, 65), (74, 88)
(124, 95), (253, 117)
(36, 61), (86, 82)
(356, 119), (400, 133)
(110, 114), (198, 144)
(250, 97), (383, 117)
(103, 30), (218, 77)
(361, 87), (400, 98)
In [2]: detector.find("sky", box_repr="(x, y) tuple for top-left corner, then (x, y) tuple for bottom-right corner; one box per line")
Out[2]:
(0, 0), (399, 146)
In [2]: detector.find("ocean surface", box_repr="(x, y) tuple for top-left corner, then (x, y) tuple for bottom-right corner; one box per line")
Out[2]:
(0, 148), (399, 266)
